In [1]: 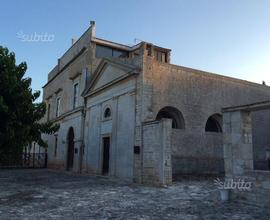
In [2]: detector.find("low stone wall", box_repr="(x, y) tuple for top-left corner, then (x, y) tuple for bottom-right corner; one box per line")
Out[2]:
(171, 130), (224, 176)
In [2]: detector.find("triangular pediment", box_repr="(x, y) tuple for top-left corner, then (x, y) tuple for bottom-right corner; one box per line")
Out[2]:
(92, 64), (128, 90)
(83, 58), (139, 96)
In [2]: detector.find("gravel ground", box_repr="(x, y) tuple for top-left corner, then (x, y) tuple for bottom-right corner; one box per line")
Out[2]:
(0, 169), (269, 219)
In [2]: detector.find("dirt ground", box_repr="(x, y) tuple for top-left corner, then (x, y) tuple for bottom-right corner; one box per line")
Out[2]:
(0, 169), (269, 219)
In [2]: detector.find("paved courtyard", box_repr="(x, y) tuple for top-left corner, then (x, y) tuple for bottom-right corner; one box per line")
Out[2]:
(0, 169), (269, 219)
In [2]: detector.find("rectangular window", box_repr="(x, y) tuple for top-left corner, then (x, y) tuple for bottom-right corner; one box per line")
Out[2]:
(96, 45), (128, 58)
(54, 135), (58, 157)
(73, 83), (79, 109)
(146, 44), (152, 56)
(161, 52), (166, 62)
(47, 103), (51, 122)
(96, 45), (113, 58)
(56, 97), (61, 117)
(156, 51), (167, 63)
(112, 49), (128, 58)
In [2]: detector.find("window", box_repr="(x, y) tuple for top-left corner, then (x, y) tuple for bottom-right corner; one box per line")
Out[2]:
(146, 44), (152, 56)
(73, 83), (79, 109)
(54, 135), (58, 157)
(156, 50), (167, 63)
(47, 103), (51, 122)
(96, 45), (112, 57)
(96, 45), (128, 58)
(104, 107), (111, 119)
(56, 97), (61, 117)
(205, 114), (222, 133)
(156, 106), (185, 129)
(112, 49), (128, 58)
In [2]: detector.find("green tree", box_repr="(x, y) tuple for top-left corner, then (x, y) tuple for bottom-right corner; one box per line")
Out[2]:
(0, 46), (59, 164)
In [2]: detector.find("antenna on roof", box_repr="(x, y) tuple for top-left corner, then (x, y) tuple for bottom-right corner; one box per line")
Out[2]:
(134, 38), (143, 44)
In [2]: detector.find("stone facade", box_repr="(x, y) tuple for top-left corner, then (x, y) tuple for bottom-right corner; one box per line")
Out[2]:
(223, 101), (270, 206)
(42, 22), (270, 185)
(142, 119), (172, 185)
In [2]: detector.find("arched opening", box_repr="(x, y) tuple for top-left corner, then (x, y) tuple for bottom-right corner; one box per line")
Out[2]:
(156, 106), (185, 129)
(67, 127), (75, 171)
(205, 114), (222, 133)
(104, 107), (111, 119)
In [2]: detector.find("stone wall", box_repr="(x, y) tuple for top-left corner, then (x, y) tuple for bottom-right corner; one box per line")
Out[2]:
(171, 130), (223, 177)
(42, 23), (95, 171)
(84, 78), (136, 180)
(223, 103), (270, 206)
(142, 119), (172, 185)
(47, 24), (94, 81)
(252, 110), (270, 170)
(141, 55), (270, 175)
(45, 109), (84, 172)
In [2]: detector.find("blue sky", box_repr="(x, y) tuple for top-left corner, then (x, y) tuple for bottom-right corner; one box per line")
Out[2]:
(1, 0), (270, 99)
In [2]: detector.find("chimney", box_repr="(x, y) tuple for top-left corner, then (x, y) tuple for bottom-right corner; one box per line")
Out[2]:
(57, 58), (61, 71)
(71, 38), (77, 45)
(90, 20), (96, 38)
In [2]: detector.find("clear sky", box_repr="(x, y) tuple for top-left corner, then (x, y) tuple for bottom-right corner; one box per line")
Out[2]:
(1, 0), (270, 99)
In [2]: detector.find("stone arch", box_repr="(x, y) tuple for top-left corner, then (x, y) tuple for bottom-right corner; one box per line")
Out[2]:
(205, 113), (223, 133)
(156, 106), (185, 129)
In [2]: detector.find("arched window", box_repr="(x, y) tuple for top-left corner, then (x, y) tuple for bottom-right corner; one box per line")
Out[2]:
(205, 114), (222, 133)
(104, 107), (111, 119)
(156, 106), (185, 129)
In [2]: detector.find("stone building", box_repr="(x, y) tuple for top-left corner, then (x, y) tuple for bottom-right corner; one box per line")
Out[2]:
(42, 22), (270, 185)
(223, 101), (270, 206)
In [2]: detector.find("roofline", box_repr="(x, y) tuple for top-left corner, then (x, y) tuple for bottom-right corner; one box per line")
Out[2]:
(82, 57), (140, 97)
(92, 37), (142, 51)
(57, 25), (92, 66)
(92, 37), (171, 52)
(153, 45), (171, 52)
(43, 47), (87, 88)
(222, 100), (270, 112)
(157, 61), (270, 90)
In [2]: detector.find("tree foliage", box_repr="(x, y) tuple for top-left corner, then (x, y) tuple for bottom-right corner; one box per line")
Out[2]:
(0, 46), (59, 158)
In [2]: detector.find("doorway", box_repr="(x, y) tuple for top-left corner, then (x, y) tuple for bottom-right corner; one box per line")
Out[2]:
(102, 137), (110, 175)
(67, 127), (74, 171)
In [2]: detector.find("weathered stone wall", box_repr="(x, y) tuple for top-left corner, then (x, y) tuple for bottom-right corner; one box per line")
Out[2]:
(84, 78), (136, 180)
(47, 25), (93, 81)
(43, 24), (96, 171)
(223, 111), (253, 177)
(43, 51), (90, 118)
(252, 110), (270, 170)
(132, 46), (145, 183)
(142, 119), (172, 185)
(45, 109), (84, 171)
(140, 56), (270, 175)
(171, 130), (223, 176)
(223, 107), (270, 206)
